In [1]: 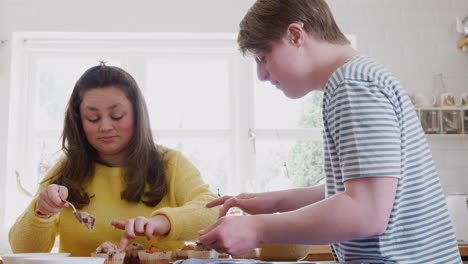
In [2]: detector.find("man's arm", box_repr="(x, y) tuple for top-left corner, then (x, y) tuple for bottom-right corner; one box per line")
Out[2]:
(259, 177), (398, 244)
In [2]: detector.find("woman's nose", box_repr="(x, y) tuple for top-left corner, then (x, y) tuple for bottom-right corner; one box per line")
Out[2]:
(99, 118), (113, 132)
(256, 63), (269, 82)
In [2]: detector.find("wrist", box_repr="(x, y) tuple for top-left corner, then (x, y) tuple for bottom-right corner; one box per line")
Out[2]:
(34, 202), (54, 218)
(151, 214), (171, 236)
(272, 190), (288, 213)
(253, 214), (268, 244)
(35, 209), (53, 218)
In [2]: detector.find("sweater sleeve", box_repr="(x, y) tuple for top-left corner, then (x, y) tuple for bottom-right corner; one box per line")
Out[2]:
(150, 150), (219, 242)
(8, 162), (63, 253)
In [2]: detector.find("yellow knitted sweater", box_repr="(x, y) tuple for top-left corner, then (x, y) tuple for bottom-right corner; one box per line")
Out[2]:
(9, 149), (219, 256)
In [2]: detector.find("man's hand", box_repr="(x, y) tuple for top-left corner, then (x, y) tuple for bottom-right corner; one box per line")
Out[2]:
(198, 215), (263, 256)
(207, 193), (279, 218)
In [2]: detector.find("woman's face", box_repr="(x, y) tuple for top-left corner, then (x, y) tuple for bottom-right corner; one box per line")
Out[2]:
(80, 87), (134, 166)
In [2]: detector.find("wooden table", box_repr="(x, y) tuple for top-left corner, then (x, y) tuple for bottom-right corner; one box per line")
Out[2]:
(304, 244), (468, 261)
(1, 245), (467, 263)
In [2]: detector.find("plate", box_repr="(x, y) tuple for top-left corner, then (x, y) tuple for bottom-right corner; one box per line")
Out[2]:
(24, 257), (105, 264)
(1, 253), (70, 264)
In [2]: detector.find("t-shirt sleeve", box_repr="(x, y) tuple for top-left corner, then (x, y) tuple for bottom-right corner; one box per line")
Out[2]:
(326, 80), (402, 181)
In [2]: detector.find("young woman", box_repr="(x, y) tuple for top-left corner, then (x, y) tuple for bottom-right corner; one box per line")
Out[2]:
(9, 64), (219, 256)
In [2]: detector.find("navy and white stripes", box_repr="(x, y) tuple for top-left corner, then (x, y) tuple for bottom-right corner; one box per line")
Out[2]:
(322, 55), (461, 263)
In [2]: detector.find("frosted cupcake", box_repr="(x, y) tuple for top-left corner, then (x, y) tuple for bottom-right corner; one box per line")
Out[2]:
(124, 242), (145, 264)
(174, 244), (195, 260)
(91, 241), (126, 264)
(138, 245), (172, 264)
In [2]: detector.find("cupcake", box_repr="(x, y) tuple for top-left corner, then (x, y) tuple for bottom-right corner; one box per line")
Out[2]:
(217, 252), (232, 259)
(138, 245), (172, 264)
(124, 242), (145, 264)
(92, 241), (126, 264)
(186, 242), (218, 259)
(175, 244), (195, 260)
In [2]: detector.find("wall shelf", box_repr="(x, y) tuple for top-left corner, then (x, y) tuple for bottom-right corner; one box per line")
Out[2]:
(416, 107), (468, 135)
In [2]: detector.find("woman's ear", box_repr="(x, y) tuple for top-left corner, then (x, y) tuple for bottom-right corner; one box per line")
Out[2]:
(287, 22), (305, 46)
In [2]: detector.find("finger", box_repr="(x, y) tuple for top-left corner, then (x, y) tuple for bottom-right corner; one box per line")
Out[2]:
(198, 224), (222, 248)
(198, 218), (222, 236)
(58, 186), (69, 201)
(236, 193), (253, 199)
(47, 185), (64, 208)
(41, 197), (61, 214)
(206, 196), (232, 208)
(145, 222), (156, 240)
(125, 219), (136, 240)
(134, 217), (147, 236)
(218, 198), (240, 217)
(214, 247), (228, 254)
(118, 235), (130, 252)
(111, 220), (126, 230)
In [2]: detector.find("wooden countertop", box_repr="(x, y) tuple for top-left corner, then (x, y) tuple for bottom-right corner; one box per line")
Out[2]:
(304, 244), (468, 261)
(1, 245), (467, 263)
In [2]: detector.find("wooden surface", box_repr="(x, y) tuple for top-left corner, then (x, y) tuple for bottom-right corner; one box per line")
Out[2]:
(303, 245), (333, 261)
(0, 245), (467, 263)
(459, 244), (468, 257)
(304, 244), (468, 261)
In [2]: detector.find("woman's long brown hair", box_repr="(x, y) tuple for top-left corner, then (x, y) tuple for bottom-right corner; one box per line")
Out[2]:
(47, 64), (167, 209)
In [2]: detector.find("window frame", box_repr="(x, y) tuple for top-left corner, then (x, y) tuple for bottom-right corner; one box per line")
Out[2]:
(2, 31), (336, 229)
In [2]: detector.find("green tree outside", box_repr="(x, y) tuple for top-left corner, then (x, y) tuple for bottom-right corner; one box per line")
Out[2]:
(288, 91), (325, 187)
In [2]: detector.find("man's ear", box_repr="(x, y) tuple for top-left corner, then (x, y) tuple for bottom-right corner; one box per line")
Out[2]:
(287, 22), (305, 46)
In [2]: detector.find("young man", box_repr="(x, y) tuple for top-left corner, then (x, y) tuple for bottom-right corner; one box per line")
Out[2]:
(198, 0), (462, 263)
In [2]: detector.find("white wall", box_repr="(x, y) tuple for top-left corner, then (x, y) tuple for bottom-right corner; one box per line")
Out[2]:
(1, 0), (468, 228)
(326, 0), (468, 194)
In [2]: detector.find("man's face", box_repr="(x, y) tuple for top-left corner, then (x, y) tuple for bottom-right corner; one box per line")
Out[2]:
(254, 37), (312, 99)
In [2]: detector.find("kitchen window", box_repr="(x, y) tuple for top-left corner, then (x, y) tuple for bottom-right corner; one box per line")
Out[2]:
(2, 32), (351, 229)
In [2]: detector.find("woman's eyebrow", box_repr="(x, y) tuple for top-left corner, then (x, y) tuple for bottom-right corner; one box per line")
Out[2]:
(83, 103), (123, 111)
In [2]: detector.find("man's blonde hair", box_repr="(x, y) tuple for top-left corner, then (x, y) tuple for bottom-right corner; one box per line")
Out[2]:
(238, 0), (349, 55)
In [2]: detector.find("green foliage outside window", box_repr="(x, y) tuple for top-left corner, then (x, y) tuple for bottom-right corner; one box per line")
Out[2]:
(288, 92), (325, 187)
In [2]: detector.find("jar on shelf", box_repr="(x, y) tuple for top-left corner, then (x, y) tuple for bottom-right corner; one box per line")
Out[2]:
(420, 110), (440, 134)
(442, 110), (461, 134)
(431, 73), (447, 107)
(464, 110), (468, 134)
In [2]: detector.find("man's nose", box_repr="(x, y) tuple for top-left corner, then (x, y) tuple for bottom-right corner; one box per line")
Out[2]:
(256, 63), (269, 81)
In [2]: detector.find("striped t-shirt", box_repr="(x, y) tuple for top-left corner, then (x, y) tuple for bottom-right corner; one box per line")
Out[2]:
(322, 55), (461, 263)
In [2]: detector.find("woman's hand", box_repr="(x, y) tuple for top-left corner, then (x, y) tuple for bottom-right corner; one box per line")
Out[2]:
(35, 184), (69, 218)
(206, 192), (279, 218)
(111, 215), (171, 250)
(198, 215), (262, 256)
